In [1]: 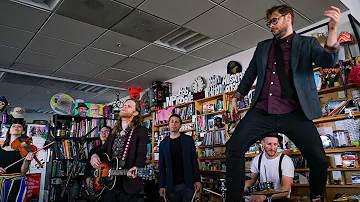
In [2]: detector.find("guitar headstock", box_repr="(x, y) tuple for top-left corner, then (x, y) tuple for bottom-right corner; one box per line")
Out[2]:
(136, 167), (155, 180)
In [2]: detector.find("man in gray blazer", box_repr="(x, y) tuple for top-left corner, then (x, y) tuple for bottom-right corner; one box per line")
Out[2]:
(226, 5), (341, 202)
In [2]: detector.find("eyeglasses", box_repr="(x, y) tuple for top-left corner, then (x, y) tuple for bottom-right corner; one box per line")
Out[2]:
(266, 14), (286, 28)
(98, 130), (110, 135)
(169, 120), (181, 124)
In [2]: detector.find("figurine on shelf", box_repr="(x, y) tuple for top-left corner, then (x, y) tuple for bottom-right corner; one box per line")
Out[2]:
(319, 67), (340, 88)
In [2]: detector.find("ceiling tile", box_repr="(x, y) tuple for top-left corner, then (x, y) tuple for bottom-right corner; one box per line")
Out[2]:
(0, 45), (22, 63)
(91, 30), (149, 56)
(66, 90), (99, 102)
(26, 34), (85, 59)
(139, 0), (215, 25)
(114, 0), (145, 8)
(127, 75), (161, 88)
(283, 0), (348, 23)
(0, 60), (13, 68)
(0, 0), (50, 32)
(166, 54), (211, 71)
(1, 73), (45, 86)
(39, 79), (78, 91)
(10, 63), (57, 75)
(220, 25), (272, 50)
(112, 10), (178, 42)
(87, 77), (126, 87)
(190, 41), (240, 61)
(256, 12), (312, 31)
(59, 60), (109, 77)
(40, 14), (105, 45)
(16, 86), (65, 110)
(131, 44), (182, 64)
(212, 0), (226, 3)
(96, 68), (138, 81)
(74, 47), (126, 66)
(0, 25), (35, 49)
(112, 57), (158, 73)
(52, 71), (92, 82)
(16, 51), (68, 69)
(56, 0), (133, 29)
(184, 6), (251, 39)
(145, 65), (187, 80)
(89, 89), (124, 104)
(222, 0), (282, 22)
(0, 82), (35, 104)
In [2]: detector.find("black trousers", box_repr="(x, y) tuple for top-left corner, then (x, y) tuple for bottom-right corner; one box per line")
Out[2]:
(226, 108), (328, 202)
(103, 186), (139, 202)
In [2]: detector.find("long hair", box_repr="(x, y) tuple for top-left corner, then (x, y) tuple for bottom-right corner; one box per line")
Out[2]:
(112, 99), (143, 135)
(2, 123), (24, 148)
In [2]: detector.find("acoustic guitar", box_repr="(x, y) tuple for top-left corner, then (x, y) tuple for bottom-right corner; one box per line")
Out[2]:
(81, 153), (154, 201)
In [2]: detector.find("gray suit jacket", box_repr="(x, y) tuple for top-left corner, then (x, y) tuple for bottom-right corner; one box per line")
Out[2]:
(237, 33), (338, 120)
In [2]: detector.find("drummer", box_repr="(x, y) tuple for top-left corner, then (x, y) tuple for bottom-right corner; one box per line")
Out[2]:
(245, 133), (294, 202)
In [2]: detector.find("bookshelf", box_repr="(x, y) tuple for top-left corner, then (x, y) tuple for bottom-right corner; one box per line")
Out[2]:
(142, 56), (360, 202)
(48, 115), (114, 202)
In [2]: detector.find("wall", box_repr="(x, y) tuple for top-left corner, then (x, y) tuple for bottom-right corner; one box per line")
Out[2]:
(25, 113), (52, 123)
(167, 1), (360, 95)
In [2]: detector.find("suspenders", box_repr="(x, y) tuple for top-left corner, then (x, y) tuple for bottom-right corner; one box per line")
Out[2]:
(258, 152), (285, 181)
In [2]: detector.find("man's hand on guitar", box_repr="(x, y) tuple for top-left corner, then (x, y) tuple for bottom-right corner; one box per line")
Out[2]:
(230, 98), (241, 121)
(90, 154), (101, 169)
(159, 188), (167, 198)
(0, 167), (6, 174)
(127, 166), (137, 179)
(85, 177), (93, 188)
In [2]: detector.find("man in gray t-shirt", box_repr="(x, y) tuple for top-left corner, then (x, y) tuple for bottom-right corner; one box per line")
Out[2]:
(245, 134), (294, 202)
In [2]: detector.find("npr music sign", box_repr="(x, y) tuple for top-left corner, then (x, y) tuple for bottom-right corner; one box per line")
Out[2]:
(165, 87), (193, 107)
(208, 73), (244, 97)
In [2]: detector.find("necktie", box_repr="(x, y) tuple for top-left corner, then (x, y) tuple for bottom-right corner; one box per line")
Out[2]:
(275, 39), (293, 98)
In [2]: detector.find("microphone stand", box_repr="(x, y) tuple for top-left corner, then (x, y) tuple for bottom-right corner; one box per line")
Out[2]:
(60, 126), (98, 201)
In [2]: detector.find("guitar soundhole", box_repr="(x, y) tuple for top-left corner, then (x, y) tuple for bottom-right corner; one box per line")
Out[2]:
(94, 170), (98, 178)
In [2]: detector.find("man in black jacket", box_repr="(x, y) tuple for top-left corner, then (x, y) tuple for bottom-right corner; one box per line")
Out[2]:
(90, 99), (148, 202)
(159, 114), (201, 202)
(227, 5), (341, 202)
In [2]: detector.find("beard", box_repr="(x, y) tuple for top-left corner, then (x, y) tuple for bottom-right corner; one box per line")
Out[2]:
(119, 111), (131, 118)
(272, 25), (288, 38)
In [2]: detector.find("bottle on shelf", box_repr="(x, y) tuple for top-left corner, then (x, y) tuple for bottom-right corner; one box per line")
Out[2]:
(2, 110), (8, 124)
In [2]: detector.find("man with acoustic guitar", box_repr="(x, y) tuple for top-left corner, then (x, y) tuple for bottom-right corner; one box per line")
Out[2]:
(90, 99), (148, 202)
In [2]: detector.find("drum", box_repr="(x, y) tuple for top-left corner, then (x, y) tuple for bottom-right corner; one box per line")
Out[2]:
(258, 181), (274, 191)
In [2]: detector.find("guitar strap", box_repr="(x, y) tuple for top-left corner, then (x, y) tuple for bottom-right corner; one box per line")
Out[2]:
(118, 129), (134, 168)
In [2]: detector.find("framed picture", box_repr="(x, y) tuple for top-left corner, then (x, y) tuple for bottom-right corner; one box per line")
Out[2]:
(208, 119), (215, 130)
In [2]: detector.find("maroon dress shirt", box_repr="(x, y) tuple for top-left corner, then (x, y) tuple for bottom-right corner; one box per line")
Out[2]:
(255, 33), (300, 114)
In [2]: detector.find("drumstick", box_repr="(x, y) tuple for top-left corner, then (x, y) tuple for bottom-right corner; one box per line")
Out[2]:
(191, 190), (197, 202)
(163, 195), (167, 202)
(203, 188), (222, 197)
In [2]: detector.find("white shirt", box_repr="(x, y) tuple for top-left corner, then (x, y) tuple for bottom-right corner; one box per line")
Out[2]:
(250, 153), (294, 197)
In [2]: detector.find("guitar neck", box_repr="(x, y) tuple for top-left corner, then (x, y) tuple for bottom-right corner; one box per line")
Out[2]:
(110, 169), (129, 176)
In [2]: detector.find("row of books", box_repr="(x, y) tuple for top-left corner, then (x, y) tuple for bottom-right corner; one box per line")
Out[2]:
(52, 139), (100, 160)
(58, 118), (104, 138)
(153, 103), (195, 125)
(201, 130), (226, 146)
(290, 156), (309, 169)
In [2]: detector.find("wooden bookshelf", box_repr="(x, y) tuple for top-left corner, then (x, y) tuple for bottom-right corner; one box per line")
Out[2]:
(198, 110), (225, 116)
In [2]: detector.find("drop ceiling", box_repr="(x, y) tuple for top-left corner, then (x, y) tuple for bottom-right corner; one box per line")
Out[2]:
(0, 0), (348, 114)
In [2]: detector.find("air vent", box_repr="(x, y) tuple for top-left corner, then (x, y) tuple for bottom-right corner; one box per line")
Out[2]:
(156, 27), (213, 52)
(14, 0), (62, 11)
(74, 84), (110, 94)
